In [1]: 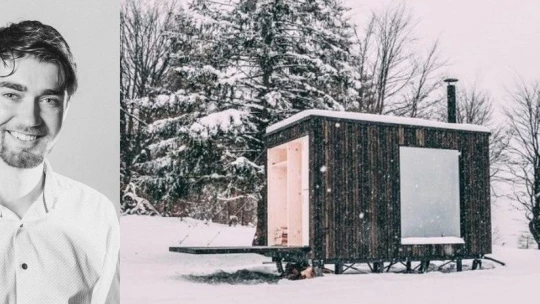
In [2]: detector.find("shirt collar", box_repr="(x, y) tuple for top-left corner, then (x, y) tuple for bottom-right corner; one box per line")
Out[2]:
(43, 160), (60, 213)
(0, 160), (59, 220)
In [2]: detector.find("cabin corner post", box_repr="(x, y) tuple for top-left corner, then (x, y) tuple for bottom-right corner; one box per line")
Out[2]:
(308, 120), (317, 260)
(483, 133), (493, 254)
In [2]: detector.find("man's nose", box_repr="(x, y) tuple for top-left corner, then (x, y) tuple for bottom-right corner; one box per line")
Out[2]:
(16, 98), (42, 126)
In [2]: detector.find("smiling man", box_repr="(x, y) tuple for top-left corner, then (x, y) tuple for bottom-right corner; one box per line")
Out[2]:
(0, 21), (119, 304)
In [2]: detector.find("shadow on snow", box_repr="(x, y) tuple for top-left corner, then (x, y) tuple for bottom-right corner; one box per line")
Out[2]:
(180, 260), (496, 285)
(182, 269), (282, 285)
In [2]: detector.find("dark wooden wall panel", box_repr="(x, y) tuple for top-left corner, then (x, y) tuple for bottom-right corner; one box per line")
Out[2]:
(266, 119), (312, 148)
(311, 119), (321, 260)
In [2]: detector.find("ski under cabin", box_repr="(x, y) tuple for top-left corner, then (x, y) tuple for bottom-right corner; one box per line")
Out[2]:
(262, 109), (492, 272)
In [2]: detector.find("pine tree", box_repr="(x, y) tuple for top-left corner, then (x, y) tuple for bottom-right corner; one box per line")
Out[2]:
(125, 0), (363, 223)
(229, 0), (361, 128)
(135, 0), (262, 219)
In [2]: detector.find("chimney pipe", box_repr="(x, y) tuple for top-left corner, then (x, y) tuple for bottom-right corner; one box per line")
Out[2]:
(444, 78), (458, 123)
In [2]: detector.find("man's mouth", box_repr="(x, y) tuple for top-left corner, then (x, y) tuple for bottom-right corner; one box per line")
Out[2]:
(7, 130), (41, 142)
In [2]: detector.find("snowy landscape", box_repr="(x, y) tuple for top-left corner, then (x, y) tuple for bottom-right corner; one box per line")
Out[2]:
(121, 215), (540, 304)
(119, 0), (540, 302)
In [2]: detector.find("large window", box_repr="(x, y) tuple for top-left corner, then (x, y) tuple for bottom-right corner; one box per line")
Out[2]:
(399, 147), (463, 244)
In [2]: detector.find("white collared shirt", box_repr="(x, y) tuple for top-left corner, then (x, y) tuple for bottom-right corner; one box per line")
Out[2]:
(0, 161), (119, 304)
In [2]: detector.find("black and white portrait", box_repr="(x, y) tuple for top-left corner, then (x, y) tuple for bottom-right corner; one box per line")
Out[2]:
(0, 1), (119, 303)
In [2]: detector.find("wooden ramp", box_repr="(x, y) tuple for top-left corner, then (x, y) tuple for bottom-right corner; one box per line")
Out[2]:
(169, 246), (311, 261)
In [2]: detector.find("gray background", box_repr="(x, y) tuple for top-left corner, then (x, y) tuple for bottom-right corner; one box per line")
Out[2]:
(1, 0), (120, 212)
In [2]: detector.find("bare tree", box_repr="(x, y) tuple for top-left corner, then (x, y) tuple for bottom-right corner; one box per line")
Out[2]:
(120, 0), (176, 100)
(430, 82), (511, 201)
(504, 80), (540, 249)
(120, 0), (177, 207)
(455, 85), (511, 185)
(371, 3), (415, 114)
(353, 3), (445, 116)
(456, 87), (493, 124)
(351, 20), (377, 113)
(391, 40), (446, 118)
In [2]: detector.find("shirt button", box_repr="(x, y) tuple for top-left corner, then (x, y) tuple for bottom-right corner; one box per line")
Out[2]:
(20, 223), (24, 228)
(21, 263), (28, 270)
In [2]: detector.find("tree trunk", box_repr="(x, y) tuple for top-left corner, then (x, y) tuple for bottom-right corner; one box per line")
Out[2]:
(252, 184), (267, 246)
(531, 199), (540, 249)
(530, 217), (540, 249)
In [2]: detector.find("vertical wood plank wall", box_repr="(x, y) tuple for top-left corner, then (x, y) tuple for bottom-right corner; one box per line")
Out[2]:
(266, 116), (491, 262)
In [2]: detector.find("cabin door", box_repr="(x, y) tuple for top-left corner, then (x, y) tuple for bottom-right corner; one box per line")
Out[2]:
(267, 136), (309, 247)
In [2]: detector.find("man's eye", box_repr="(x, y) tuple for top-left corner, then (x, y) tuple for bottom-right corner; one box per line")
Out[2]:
(40, 97), (61, 107)
(1, 92), (21, 100)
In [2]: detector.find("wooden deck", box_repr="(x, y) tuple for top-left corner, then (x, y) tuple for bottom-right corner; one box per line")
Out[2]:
(169, 246), (311, 261)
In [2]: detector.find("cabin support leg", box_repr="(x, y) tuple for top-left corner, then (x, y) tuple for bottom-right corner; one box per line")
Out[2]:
(420, 260), (430, 273)
(483, 256), (505, 266)
(372, 262), (384, 273)
(312, 260), (325, 277)
(385, 262), (396, 272)
(334, 263), (343, 275)
(406, 260), (412, 272)
(274, 258), (284, 274)
(472, 259), (482, 270)
(342, 264), (362, 274)
(456, 259), (463, 272)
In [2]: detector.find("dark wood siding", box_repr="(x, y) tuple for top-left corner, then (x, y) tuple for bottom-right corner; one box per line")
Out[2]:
(266, 118), (312, 147)
(265, 115), (491, 262)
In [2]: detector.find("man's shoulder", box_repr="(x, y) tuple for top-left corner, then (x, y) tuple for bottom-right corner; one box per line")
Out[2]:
(53, 172), (109, 201)
(51, 172), (117, 219)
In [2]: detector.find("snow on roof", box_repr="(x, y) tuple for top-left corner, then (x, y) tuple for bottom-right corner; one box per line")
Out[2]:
(266, 110), (491, 134)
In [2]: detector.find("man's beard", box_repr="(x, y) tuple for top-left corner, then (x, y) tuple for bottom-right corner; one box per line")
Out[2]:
(0, 127), (50, 169)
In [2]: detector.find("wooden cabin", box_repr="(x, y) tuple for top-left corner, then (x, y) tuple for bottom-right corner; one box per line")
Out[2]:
(263, 110), (491, 269)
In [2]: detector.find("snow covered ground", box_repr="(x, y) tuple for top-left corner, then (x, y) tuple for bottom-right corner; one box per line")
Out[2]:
(121, 215), (540, 304)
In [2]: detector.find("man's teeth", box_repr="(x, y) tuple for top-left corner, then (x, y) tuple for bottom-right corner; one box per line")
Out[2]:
(10, 131), (38, 141)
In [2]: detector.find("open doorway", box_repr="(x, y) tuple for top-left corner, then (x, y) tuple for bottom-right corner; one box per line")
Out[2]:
(267, 136), (309, 247)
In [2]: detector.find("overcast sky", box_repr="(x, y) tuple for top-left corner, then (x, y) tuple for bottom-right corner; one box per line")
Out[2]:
(344, 0), (539, 110)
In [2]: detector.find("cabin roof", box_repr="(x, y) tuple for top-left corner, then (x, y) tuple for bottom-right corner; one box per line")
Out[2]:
(266, 109), (491, 134)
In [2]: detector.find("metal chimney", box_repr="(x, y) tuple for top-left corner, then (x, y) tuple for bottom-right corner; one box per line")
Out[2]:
(444, 78), (458, 123)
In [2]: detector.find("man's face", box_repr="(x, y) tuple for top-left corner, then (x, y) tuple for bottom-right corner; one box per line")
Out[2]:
(0, 56), (67, 169)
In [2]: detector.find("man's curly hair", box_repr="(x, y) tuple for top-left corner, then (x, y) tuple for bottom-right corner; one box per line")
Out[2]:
(0, 20), (78, 96)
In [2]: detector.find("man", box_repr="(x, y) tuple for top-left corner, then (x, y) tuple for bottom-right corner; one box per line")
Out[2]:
(0, 21), (119, 304)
